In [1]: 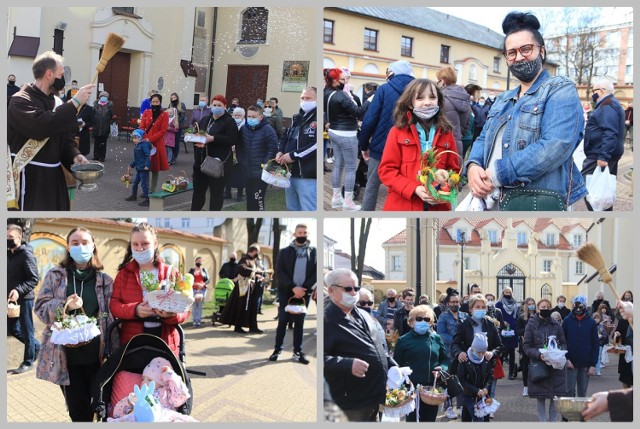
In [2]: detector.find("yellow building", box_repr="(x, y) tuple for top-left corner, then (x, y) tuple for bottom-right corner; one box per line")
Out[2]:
(323, 7), (558, 100)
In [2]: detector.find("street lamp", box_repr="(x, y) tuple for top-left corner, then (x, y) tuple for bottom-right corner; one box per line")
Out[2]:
(416, 218), (422, 298)
(458, 231), (465, 296)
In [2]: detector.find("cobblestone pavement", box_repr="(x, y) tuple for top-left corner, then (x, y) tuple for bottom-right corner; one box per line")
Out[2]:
(6, 304), (317, 422)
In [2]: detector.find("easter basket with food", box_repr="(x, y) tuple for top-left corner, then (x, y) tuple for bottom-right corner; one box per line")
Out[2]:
(606, 332), (627, 354)
(161, 172), (190, 193)
(142, 271), (195, 313)
(474, 395), (501, 418)
(183, 123), (208, 144)
(417, 148), (465, 207)
(261, 159), (291, 188)
(284, 297), (307, 315)
(382, 366), (416, 418)
(418, 373), (448, 406)
(538, 335), (568, 370)
(50, 300), (101, 348)
(121, 167), (133, 188)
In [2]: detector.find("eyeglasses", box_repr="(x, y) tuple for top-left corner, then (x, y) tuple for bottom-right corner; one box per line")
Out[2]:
(503, 44), (541, 61)
(332, 284), (361, 293)
(415, 316), (431, 322)
(358, 300), (374, 306)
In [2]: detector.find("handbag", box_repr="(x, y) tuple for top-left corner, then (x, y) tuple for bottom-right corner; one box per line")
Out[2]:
(110, 122), (119, 138)
(493, 357), (505, 379)
(437, 369), (464, 398)
(499, 161), (573, 211)
(200, 152), (230, 178)
(529, 359), (551, 382)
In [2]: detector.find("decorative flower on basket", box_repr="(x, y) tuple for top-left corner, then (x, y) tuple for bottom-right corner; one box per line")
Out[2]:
(50, 303), (101, 347)
(284, 297), (307, 315)
(142, 271), (195, 313)
(121, 168), (132, 188)
(161, 172), (190, 193)
(538, 335), (568, 369)
(416, 148), (465, 206)
(261, 159), (291, 188)
(383, 366), (415, 418)
(183, 123), (208, 144)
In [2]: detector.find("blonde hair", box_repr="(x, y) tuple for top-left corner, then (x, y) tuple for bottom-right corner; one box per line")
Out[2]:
(469, 293), (487, 310)
(408, 305), (435, 325)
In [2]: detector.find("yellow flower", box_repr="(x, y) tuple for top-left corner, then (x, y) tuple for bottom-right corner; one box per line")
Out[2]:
(450, 173), (460, 184)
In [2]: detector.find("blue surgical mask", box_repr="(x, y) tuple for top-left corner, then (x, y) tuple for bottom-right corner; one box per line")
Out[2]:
(99, 96), (108, 103)
(210, 106), (225, 116)
(198, 101), (206, 108)
(234, 118), (244, 126)
(414, 321), (429, 335)
(528, 304), (536, 311)
(473, 309), (486, 320)
(132, 248), (155, 266)
(246, 118), (260, 127)
(69, 245), (93, 264)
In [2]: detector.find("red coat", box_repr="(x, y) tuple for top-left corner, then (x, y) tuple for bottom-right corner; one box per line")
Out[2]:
(110, 260), (189, 355)
(378, 123), (459, 211)
(139, 109), (169, 172)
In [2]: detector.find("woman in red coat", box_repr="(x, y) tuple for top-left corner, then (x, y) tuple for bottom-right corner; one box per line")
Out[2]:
(379, 79), (460, 211)
(110, 222), (188, 355)
(139, 93), (169, 204)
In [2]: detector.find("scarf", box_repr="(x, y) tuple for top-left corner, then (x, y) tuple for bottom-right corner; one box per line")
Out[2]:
(500, 296), (518, 317)
(467, 347), (484, 364)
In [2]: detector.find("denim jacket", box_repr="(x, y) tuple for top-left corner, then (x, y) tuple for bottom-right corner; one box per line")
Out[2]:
(436, 310), (468, 359)
(466, 69), (586, 205)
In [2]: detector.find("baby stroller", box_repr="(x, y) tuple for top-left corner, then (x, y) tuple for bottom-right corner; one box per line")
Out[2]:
(213, 278), (235, 324)
(91, 319), (202, 421)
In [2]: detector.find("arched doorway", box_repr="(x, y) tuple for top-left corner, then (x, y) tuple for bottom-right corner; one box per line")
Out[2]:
(497, 263), (526, 302)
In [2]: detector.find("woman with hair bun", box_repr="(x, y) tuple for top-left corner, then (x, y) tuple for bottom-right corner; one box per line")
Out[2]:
(466, 11), (585, 211)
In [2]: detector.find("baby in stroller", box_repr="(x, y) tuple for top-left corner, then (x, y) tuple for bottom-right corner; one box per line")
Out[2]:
(108, 357), (196, 422)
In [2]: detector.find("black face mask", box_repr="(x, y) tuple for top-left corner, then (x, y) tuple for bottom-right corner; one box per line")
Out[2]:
(195, 263), (202, 267)
(171, 100), (178, 106)
(449, 305), (460, 313)
(387, 297), (396, 303)
(295, 236), (307, 244)
(229, 258), (236, 263)
(336, 82), (345, 91)
(503, 294), (513, 300)
(574, 306), (585, 316)
(151, 105), (161, 113)
(539, 309), (552, 319)
(52, 75), (66, 91)
(8, 80), (16, 85)
(7, 239), (17, 249)
(357, 305), (372, 314)
(231, 103), (238, 108)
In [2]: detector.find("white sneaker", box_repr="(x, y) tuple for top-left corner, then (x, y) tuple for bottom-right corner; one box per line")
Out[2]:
(326, 157), (334, 164)
(445, 406), (458, 419)
(342, 191), (361, 211)
(522, 387), (528, 396)
(331, 188), (344, 208)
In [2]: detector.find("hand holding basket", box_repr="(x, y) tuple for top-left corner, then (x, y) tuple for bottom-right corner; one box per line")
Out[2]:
(261, 159), (291, 188)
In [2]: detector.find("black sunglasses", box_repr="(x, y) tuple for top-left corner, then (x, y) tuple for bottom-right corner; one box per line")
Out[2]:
(415, 316), (431, 322)
(358, 300), (374, 306)
(333, 284), (361, 293)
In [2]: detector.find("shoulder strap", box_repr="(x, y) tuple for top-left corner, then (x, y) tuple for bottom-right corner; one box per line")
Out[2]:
(326, 90), (337, 123)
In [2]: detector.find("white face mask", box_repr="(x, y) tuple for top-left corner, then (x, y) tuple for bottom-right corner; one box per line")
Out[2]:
(340, 292), (358, 308)
(132, 248), (155, 266)
(557, 302), (566, 309)
(300, 100), (317, 113)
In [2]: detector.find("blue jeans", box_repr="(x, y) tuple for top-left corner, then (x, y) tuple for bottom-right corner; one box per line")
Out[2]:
(273, 291), (310, 353)
(192, 289), (206, 323)
(132, 170), (149, 198)
(566, 367), (590, 397)
(596, 345), (603, 373)
(361, 157), (381, 211)
(285, 178), (317, 211)
(10, 299), (40, 366)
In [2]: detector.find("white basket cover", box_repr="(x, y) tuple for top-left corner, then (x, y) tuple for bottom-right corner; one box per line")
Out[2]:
(382, 398), (415, 419)
(184, 133), (208, 144)
(261, 169), (291, 188)
(147, 289), (194, 313)
(284, 304), (307, 314)
(474, 397), (501, 418)
(50, 315), (100, 346)
(501, 329), (516, 337)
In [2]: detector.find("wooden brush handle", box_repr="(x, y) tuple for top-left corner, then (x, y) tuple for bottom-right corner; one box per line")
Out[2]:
(605, 280), (634, 330)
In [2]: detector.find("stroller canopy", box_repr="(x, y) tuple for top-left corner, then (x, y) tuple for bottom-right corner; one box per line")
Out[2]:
(214, 278), (235, 303)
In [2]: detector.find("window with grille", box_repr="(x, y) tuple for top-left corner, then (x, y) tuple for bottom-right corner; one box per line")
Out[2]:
(392, 256), (402, 271)
(240, 7), (268, 44)
(517, 231), (527, 246)
(364, 28), (378, 51)
(401, 36), (413, 57)
(440, 45), (450, 63)
(324, 20), (334, 44)
(181, 218), (190, 228)
(493, 56), (501, 73)
(576, 261), (584, 275)
(543, 260), (552, 272)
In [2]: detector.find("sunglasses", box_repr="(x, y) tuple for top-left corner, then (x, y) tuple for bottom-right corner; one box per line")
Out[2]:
(358, 300), (374, 307)
(415, 316), (431, 322)
(333, 284), (361, 293)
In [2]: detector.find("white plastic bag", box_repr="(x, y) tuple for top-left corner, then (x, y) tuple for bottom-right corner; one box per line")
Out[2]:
(586, 166), (616, 211)
(455, 193), (486, 211)
(110, 122), (119, 138)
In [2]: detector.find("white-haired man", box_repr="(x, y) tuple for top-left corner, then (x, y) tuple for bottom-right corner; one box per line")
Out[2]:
(375, 288), (404, 330)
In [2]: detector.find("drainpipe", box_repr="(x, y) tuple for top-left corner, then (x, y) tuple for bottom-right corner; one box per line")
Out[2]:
(207, 7), (217, 102)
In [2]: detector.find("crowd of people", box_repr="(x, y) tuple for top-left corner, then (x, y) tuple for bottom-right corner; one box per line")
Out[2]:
(8, 51), (317, 212)
(323, 266), (634, 422)
(7, 221), (317, 421)
(323, 11), (631, 212)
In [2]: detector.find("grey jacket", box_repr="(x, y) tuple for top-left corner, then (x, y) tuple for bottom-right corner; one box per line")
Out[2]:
(442, 84), (471, 152)
(375, 298), (404, 327)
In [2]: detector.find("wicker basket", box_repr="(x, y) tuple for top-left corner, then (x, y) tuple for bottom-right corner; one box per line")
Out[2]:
(607, 335), (626, 353)
(7, 300), (20, 318)
(284, 297), (307, 315)
(419, 374), (448, 405)
(184, 122), (207, 144)
(51, 302), (99, 348)
(261, 159), (291, 188)
(382, 382), (416, 418)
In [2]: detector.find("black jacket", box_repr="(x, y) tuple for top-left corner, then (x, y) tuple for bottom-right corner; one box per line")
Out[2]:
(324, 301), (396, 411)
(393, 306), (411, 336)
(276, 241), (316, 298)
(551, 305), (571, 320)
(278, 108), (317, 179)
(237, 118), (278, 180)
(323, 88), (362, 131)
(7, 243), (39, 302)
(188, 267), (210, 286)
(451, 316), (504, 361)
(195, 112), (239, 171)
(486, 306), (505, 330)
(457, 358), (494, 397)
(219, 260), (238, 279)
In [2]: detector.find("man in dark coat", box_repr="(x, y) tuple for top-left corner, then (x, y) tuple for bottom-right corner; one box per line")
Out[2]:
(276, 86), (317, 211)
(581, 78), (626, 211)
(8, 51), (94, 210)
(219, 252), (238, 280)
(562, 296), (599, 398)
(269, 224), (317, 364)
(471, 96), (491, 141)
(551, 295), (571, 320)
(7, 74), (20, 105)
(7, 224), (40, 374)
(359, 60), (415, 211)
(324, 268), (397, 421)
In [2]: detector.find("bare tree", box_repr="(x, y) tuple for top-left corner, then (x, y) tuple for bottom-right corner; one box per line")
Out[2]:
(349, 218), (373, 284)
(246, 218), (263, 249)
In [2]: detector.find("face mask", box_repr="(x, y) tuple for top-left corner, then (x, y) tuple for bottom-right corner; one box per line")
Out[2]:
(508, 54), (543, 83)
(231, 103), (238, 108)
(414, 321), (429, 335)
(295, 236), (307, 244)
(256, 100), (263, 107)
(539, 309), (552, 319)
(7, 238), (17, 249)
(72, 84), (78, 89)
(246, 118), (260, 127)
(100, 96), (108, 103)
(420, 301), (428, 305)
(171, 99), (178, 105)
(557, 302), (566, 309)
(413, 106), (440, 120)
(487, 301), (495, 307)
(449, 305), (459, 313)
(69, 245), (93, 264)
(300, 100), (317, 113)
(52, 74), (66, 91)
(195, 263), (202, 267)
(211, 106), (225, 116)
(263, 107), (272, 114)
(574, 306), (585, 315)
(229, 258), (236, 263)
(198, 101), (207, 108)
(463, 300), (469, 304)
(478, 101), (485, 106)
(336, 82), (345, 91)
(8, 80), (16, 85)
(528, 304), (536, 311)
(503, 294), (513, 300)
(132, 248), (155, 266)
(387, 297), (396, 303)
(473, 309), (486, 320)
(592, 93), (599, 103)
(151, 105), (161, 113)
(234, 118), (244, 126)
(340, 292), (358, 308)
(357, 305), (372, 313)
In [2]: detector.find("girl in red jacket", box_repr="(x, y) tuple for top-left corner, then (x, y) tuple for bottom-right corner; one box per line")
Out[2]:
(139, 93), (169, 203)
(110, 223), (188, 355)
(378, 79), (460, 211)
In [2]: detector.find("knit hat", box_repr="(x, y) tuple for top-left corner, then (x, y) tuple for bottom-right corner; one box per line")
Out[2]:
(99, 91), (109, 98)
(572, 295), (587, 306)
(212, 94), (227, 106)
(131, 129), (145, 140)
(470, 332), (488, 353)
(388, 60), (415, 77)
